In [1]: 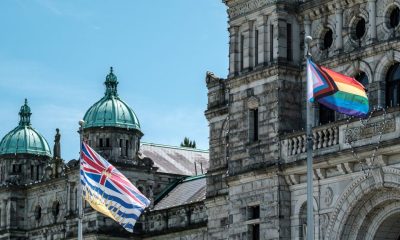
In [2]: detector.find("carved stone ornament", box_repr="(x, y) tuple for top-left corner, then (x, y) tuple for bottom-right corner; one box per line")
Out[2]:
(228, 0), (275, 18)
(247, 96), (259, 109)
(324, 187), (334, 207)
(345, 117), (395, 143)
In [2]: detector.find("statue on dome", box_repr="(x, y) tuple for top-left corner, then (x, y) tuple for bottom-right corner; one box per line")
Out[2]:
(53, 128), (61, 159)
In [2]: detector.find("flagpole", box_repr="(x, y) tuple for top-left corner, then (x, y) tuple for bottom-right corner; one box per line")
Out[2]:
(78, 120), (85, 240)
(305, 35), (314, 240)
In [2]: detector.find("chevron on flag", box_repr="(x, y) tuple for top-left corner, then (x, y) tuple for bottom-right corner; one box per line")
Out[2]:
(80, 142), (150, 232)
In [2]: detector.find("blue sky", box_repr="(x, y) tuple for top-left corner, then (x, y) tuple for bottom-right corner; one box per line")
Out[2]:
(0, 0), (228, 160)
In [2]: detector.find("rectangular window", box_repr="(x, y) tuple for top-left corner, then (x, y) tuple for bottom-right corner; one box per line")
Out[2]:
(250, 224), (260, 240)
(249, 109), (259, 142)
(31, 165), (34, 179)
(319, 104), (336, 125)
(125, 140), (129, 156)
(270, 25), (274, 62)
(36, 165), (40, 180)
(240, 34), (244, 71)
(248, 205), (260, 220)
(255, 30), (259, 66)
(120, 139), (123, 156)
(99, 138), (104, 148)
(287, 23), (292, 61)
(106, 138), (110, 147)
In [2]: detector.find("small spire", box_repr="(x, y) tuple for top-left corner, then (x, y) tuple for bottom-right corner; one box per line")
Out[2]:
(105, 66), (118, 97)
(19, 98), (32, 126)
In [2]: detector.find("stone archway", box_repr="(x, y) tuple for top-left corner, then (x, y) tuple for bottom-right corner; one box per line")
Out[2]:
(325, 167), (400, 240)
(372, 211), (400, 240)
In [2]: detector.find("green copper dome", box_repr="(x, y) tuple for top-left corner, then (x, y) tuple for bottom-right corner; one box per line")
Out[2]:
(83, 67), (141, 131)
(0, 99), (51, 157)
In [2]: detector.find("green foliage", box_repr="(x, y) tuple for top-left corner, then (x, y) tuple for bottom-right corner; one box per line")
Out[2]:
(180, 137), (196, 148)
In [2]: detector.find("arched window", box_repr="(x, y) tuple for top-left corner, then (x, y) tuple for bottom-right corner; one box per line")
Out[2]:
(389, 6), (400, 29)
(386, 63), (400, 107)
(34, 205), (41, 220)
(319, 104), (335, 125)
(322, 28), (333, 50)
(354, 71), (369, 89)
(299, 203), (307, 240)
(355, 18), (366, 40)
(52, 201), (60, 218)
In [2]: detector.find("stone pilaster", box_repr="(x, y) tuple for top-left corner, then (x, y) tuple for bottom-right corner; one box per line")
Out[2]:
(368, 0), (377, 42)
(304, 15), (311, 56)
(258, 15), (268, 66)
(248, 20), (255, 69)
(0, 200), (5, 228)
(335, 5), (343, 51)
(229, 26), (239, 77)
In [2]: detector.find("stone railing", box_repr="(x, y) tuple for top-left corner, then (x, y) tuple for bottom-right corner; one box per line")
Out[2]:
(280, 111), (399, 163)
(286, 125), (339, 156)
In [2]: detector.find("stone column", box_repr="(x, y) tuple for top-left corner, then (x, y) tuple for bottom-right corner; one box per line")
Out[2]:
(242, 28), (250, 71)
(66, 181), (71, 214)
(229, 26), (239, 77)
(335, 6), (343, 50)
(277, 17), (287, 61)
(368, 0), (377, 42)
(304, 15), (311, 56)
(0, 200), (5, 228)
(259, 15), (268, 65)
(5, 199), (10, 228)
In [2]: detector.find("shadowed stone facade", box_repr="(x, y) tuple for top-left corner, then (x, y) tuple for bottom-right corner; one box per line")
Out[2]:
(205, 0), (400, 239)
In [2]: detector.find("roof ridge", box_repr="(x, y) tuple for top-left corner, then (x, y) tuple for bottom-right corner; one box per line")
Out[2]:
(182, 174), (206, 182)
(141, 142), (209, 153)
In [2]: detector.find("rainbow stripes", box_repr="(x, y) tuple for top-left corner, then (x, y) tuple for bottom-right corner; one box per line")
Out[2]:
(307, 59), (369, 118)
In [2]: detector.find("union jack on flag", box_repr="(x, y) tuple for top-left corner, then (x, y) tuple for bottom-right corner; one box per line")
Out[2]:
(80, 142), (150, 232)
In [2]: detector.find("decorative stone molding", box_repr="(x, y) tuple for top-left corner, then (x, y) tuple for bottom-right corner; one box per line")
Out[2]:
(344, 59), (373, 83)
(344, 116), (395, 143)
(227, 0), (273, 19)
(325, 167), (400, 240)
(374, 50), (400, 82)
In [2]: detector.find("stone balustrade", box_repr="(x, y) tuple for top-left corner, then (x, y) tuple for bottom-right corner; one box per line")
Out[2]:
(280, 111), (399, 163)
(285, 124), (339, 156)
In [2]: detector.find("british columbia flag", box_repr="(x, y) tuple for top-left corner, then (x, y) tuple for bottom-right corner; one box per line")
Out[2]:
(80, 142), (150, 232)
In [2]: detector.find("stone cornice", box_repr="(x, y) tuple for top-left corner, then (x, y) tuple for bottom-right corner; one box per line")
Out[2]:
(226, 63), (301, 90)
(225, 0), (298, 21)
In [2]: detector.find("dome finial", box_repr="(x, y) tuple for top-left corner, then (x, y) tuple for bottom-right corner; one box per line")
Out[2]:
(105, 66), (118, 97)
(19, 98), (32, 126)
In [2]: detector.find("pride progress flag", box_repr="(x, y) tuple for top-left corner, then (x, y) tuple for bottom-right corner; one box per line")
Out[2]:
(307, 58), (369, 118)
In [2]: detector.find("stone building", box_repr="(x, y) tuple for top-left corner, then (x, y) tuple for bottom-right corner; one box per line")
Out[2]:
(2, 0), (400, 239)
(0, 69), (209, 240)
(205, 0), (400, 239)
